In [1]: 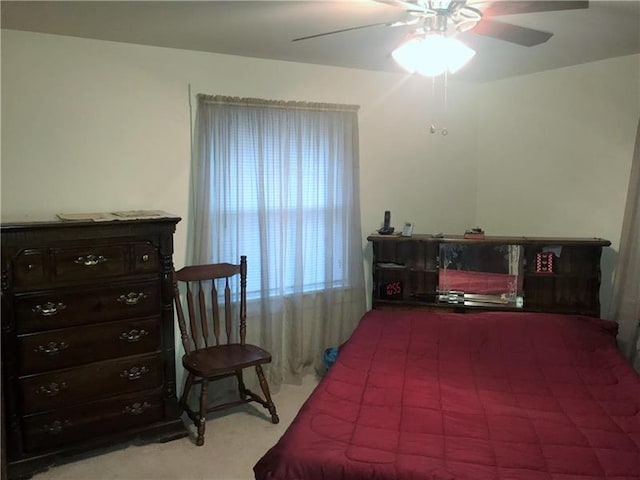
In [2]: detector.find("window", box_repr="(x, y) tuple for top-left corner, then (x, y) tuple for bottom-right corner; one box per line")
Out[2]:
(192, 96), (362, 300)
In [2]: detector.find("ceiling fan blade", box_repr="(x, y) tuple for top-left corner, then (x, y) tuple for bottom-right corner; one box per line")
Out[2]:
(373, 0), (424, 12)
(477, 1), (588, 17)
(389, 17), (421, 27)
(471, 19), (553, 46)
(292, 22), (389, 42)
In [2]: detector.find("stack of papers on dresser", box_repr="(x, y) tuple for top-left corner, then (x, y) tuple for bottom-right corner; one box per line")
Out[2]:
(57, 210), (170, 221)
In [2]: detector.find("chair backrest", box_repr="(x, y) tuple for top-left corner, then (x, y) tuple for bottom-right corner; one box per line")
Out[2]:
(173, 256), (247, 354)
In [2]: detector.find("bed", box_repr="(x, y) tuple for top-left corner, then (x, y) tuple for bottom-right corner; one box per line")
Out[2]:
(254, 309), (640, 480)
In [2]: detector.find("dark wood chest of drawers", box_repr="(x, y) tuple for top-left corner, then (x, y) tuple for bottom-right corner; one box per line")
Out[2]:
(1, 216), (186, 479)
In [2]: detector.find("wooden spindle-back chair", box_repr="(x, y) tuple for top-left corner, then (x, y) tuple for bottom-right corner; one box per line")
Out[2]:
(173, 256), (278, 446)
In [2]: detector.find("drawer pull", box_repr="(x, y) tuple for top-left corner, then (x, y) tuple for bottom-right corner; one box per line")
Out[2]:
(142, 254), (150, 262)
(117, 292), (148, 305)
(74, 254), (107, 267)
(34, 341), (69, 356)
(35, 381), (68, 397)
(42, 420), (71, 435)
(119, 329), (149, 343)
(123, 401), (152, 416)
(120, 366), (150, 381)
(32, 302), (67, 317)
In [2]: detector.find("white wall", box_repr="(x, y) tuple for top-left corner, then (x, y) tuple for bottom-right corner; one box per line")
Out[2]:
(474, 54), (640, 315)
(475, 55), (638, 241)
(2, 30), (638, 314)
(1, 30), (479, 281)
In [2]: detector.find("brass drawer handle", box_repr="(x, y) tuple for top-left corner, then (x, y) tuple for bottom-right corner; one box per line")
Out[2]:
(74, 254), (107, 267)
(120, 366), (149, 381)
(119, 329), (149, 343)
(32, 302), (66, 317)
(34, 341), (69, 356)
(117, 292), (148, 305)
(42, 420), (71, 435)
(35, 381), (68, 397)
(123, 401), (151, 416)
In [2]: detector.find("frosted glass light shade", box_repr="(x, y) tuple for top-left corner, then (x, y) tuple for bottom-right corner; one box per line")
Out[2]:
(392, 34), (476, 76)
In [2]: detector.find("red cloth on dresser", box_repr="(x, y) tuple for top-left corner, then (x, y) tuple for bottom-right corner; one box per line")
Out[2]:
(440, 270), (517, 295)
(254, 310), (640, 480)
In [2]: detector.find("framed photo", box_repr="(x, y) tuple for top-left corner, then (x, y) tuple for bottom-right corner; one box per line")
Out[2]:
(535, 252), (554, 273)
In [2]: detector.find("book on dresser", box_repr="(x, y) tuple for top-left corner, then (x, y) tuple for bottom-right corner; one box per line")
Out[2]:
(1, 214), (187, 479)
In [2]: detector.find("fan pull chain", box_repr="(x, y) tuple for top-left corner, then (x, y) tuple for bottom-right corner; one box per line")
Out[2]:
(429, 76), (437, 134)
(442, 70), (448, 136)
(428, 73), (449, 136)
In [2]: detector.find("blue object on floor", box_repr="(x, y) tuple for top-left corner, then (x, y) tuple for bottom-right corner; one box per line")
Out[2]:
(323, 346), (339, 370)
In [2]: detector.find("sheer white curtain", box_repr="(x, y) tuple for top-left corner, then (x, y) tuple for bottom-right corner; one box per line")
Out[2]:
(191, 94), (366, 386)
(611, 118), (640, 372)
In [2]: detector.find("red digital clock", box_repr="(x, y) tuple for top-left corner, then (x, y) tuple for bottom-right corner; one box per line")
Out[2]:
(381, 280), (403, 300)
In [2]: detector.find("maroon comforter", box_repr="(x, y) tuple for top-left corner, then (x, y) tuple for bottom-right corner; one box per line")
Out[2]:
(254, 310), (640, 480)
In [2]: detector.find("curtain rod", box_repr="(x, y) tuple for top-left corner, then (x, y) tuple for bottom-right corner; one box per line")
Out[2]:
(198, 94), (359, 113)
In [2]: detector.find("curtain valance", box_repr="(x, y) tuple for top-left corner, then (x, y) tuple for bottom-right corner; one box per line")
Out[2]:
(197, 94), (359, 113)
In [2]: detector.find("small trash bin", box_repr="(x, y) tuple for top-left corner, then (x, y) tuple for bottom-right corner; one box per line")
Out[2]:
(323, 346), (339, 371)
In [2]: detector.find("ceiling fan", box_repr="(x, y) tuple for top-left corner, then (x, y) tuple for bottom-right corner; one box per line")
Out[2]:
(292, 1), (589, 48)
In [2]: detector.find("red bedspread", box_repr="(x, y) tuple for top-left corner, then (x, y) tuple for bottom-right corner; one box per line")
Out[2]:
(254, 310), (640, 480)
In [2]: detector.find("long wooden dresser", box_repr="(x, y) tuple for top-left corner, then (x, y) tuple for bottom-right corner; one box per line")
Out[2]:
(1, 214), (186, 479)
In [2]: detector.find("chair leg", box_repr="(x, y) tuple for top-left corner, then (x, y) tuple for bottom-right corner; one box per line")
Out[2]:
(235, 369), (249, 400)
(196, 378), (208, 446)
(255, 365), (279, 424)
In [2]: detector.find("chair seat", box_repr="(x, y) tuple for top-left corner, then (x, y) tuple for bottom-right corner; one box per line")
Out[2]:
(183, 343), (272, 377)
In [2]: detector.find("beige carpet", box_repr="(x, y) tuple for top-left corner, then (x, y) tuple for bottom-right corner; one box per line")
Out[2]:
(33, 375), (320, 480)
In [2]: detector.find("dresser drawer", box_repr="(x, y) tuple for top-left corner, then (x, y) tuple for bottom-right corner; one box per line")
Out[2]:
(15, 280), (161, 334)
(11, 249), (48, 288)
(18, 318), (161, 375)
(132, 242), (160, 273)
(22, 389), (164, 453)
(52, 244), (129, 282)
(10, 242), (162, 291)
(19, 353), (162, 414)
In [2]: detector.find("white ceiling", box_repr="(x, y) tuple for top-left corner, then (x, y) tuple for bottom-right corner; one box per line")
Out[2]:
(2, 1), (639, 82)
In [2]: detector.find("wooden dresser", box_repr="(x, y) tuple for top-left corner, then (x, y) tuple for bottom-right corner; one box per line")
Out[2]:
(1, 215), (186, 479)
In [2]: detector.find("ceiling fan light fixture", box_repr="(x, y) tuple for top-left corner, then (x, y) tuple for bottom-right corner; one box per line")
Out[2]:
(391, 33), (476, 76)
(445, 37), (476, 73)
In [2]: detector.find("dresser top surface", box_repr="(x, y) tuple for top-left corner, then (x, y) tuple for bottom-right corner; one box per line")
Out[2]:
(367, 233), (611, 247)
(1, 211), (181, 231)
